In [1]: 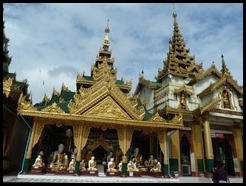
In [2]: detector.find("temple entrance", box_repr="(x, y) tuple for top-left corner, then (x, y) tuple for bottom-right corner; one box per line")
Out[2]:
(180, 134), (191, 176)
(93, 145), (107, 164)
(212, 137), (235, 176)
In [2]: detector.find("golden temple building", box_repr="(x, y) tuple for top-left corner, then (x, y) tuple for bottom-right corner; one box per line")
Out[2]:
(5, 8), (243, 178)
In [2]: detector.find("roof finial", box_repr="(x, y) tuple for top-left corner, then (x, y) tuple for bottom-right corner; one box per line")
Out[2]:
(221, 54), (230, 76)
(173, 3), (177, 19)
(104, 19), (110, 45)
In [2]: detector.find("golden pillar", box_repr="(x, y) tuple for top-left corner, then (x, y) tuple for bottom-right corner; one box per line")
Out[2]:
(169, 130), (180, 174)
(191, 119), (205, 176)
(202, 113), (214, 175)
(117, 127), (134, 176)
(75, 125), (82, 162)
(157, 129), (168, 175)
(73, 124), (90, 174)
(26, 120), (38, 159)
(233, 126), (243, 176)
(23, 118), (44, 173)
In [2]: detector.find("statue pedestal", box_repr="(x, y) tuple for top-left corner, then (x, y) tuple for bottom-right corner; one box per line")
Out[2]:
(139, 167), (149, 176)
(46, 168), (69, 175)
(150, 172), (164, 177)
(81, 171), (98, 176)
(30, 167), (45, 174)
(128, 171), (141, 177)
(106, 171), (121, 176)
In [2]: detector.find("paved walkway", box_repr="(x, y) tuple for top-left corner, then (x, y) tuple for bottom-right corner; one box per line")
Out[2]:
(3, 172), (243, 183)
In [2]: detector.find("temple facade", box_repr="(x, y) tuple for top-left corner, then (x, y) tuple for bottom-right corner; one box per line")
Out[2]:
(134, 11), (243, 177)
(17, 20), (183, 177)
(3, 10), (30, 173)
(12, 10), (242, 178)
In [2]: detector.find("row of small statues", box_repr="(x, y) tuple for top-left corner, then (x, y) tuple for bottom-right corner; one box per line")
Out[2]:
(81, 155), (162, 173)
(32, 144), (161, 173)
(32, 152), (76, 173)
(32, 154), (161, 173)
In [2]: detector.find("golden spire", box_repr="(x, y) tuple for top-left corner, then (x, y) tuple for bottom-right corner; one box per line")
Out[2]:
(155, 4), (202, 81)
(221, 54), (231, 76)
(104, 19), (110, 45)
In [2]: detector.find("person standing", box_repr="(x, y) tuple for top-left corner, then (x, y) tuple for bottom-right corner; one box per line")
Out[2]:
(218, 164), (228, 183)
(211, 165), (219, 183)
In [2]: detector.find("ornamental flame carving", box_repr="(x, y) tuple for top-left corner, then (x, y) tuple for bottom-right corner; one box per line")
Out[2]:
(41, 102), (65, 113)
(3, 77), (14, 98)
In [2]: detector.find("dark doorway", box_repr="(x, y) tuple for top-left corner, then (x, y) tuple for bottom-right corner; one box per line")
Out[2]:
(180, 134), (191, 176)
(93, 145), (107, 164)
(212, 138), (235, 176)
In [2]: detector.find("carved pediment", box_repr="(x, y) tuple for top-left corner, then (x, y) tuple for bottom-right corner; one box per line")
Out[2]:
(149, 112), (165, 122)
(87, 135), (114, 152)
(41, 102), (65, 113)
(83, 96), (131, 120)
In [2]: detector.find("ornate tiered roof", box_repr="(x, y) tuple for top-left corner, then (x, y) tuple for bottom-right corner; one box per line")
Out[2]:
(156, 10), (203, 81)
(76, 20), (132, 93)
(18, 20), (183, 129)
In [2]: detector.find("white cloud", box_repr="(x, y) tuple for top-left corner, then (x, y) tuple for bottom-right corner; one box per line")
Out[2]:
(3, 3), (243, 104)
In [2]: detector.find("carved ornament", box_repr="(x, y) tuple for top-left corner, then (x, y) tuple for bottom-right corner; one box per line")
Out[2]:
(3, 77), (14, 98)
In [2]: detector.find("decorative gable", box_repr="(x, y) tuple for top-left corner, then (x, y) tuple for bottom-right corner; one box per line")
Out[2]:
(83, 96), (131, 120)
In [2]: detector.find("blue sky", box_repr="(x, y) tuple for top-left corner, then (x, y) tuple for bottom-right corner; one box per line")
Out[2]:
(3, 3), (243, 104)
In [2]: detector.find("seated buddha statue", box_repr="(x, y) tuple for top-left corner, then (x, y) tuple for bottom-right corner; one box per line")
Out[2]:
(148, 154), (155, 169)
(87, 156), (97, 171)
(107, 157), (117, 172)
(117, 160), (122, 172)
(80, 159), (86, 171)
(32, 155), (44, 169)
(131, 147), (143, 167)
(67, 158), (76, 173)
(150, 159), (162, 172)
(127, 160), (139, 172)
(50, 143), (67, 171)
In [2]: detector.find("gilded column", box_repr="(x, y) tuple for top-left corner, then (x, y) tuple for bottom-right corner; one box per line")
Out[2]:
(233, 126), (243, 176)
(117, 127), (134, 176)
(23, 118), (37, 173)
(202, 113), (214, 176)
(73, 124), (90, 174)
(74, 125), (82, 174)
(191, 119), (205, 176)
(157, 129), (168, 176)
(163, 129), (168, 176)
(169, 130), (180, 175)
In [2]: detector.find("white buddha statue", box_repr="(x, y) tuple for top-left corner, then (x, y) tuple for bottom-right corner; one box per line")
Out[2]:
(87, 156), (97, 171)
(107, 157), (117, 172)
(32, 155), (44, 169)
(49, 143), (66, 171)
(68, 158), (76, 173)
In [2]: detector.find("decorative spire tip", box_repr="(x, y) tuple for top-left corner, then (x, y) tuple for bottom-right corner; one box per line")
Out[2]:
(173, 3), (177, 18)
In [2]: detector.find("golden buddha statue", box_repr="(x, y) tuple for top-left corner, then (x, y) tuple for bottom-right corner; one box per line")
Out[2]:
(127, 160), (139, 172)
(68, 158), (76, 173)
(107, 157), (117, 172)
(50, 143), (67, 171)
(80, 159), (86, 171)
(150, 159), (162, 172)
(87, 156), (97, 171)
(32, 155), (44, 169)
